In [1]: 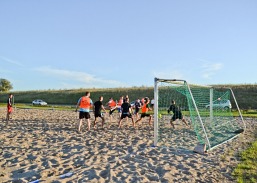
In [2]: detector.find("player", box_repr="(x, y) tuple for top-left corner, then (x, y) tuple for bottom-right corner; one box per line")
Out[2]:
(93, 96), (107, 129)
(6, 93), (13, 121)
(135, 97), (152, 126)
(108, 98), (117, 123)
(168, 100), (189, 128)
(133, 98), (141, 120)
(75, 92), (93, 132)
(116, 96), (123, 118)
(118, 97), (134, 128)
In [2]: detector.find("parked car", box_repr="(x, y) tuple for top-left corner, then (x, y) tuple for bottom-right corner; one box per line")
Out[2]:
(130, 101), (135, 107)
(32, 99), (47, 106)
(205, 99), (232, 110)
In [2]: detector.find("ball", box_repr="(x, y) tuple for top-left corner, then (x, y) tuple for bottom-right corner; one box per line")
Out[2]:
(158, 114), (162, 119)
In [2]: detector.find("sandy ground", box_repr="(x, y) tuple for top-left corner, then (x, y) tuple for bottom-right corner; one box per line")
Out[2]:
(0, 108), (256, 183)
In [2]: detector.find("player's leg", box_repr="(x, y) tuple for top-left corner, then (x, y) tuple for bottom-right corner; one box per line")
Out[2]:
(135, 113), (145, 124)
(170, 115), (175, 128)
(179, 112), (189, 127)
(131, 115), (136, 128)
(78, 113), (83, 132)
(118, 117), (123, 128)
(101, 116), (105, 128)
(93, 115), (97, 129)
(86, 112), (91, 131)
(148, 115), (152, 126)
(182, 117), (189, 127)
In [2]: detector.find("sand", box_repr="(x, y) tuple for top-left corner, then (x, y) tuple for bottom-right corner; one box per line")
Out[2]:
(0, 108), (256, 183)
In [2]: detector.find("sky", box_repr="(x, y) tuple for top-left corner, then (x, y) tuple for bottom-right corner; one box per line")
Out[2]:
(0, 0), (257, 91)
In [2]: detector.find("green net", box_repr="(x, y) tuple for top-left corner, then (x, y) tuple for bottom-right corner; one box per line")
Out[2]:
(156, 79), (245, 150)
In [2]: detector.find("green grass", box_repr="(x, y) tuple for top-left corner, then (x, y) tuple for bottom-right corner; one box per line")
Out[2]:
(233, 140), (257, 183)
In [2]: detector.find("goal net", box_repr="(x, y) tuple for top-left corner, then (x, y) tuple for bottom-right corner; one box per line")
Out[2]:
(153, 78), (246, 151)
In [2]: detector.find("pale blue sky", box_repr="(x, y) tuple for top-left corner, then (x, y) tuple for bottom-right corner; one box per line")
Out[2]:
(0, 0), (257, 91)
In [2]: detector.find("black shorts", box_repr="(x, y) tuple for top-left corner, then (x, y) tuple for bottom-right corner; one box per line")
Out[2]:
(121, 113), (132, 119)
(109, 108), (116, 115)
(134, 108), (140, 114)
(79, 111), (90, 119)
(172, 112), (183, 121)
(141, 113), (151, 118)
(95, 112), (103, 118)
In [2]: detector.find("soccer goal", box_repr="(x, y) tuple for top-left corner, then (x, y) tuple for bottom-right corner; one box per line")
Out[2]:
(153, 78), (246, 152)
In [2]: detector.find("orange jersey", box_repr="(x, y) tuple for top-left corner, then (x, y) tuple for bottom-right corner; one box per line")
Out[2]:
(79, 96), (91, 109)
(109, 100), (116, 107)
(117, 99), (123, 106)
(141, 103), (149, 113)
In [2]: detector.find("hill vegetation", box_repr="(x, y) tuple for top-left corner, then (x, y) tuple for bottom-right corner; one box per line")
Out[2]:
(0, 84), (257, 109)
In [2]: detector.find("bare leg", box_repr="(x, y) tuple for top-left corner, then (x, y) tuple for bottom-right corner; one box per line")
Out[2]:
(101, 117), (105, 128)
(118, 118), (122, 128)
(131, 118), (135, 128)
(78, 119), (83, 132)
(87, 119), (91, 131)
(182, 118), (189, 127)
(148, 116), (152, 126)
(93, 118), (97, 129)
(170, 119), (175, 128)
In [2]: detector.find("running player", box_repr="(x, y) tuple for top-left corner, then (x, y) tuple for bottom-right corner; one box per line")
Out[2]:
(93, 96), (107, 129)
(135, 97), (152, 126)
(108, 98), (117, 123)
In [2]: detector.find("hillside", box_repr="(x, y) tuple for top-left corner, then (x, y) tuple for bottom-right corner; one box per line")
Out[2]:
(0, 84), (257, 109)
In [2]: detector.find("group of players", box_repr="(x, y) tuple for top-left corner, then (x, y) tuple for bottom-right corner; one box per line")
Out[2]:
(75, 92), (153, 132)
(5, 92), (189, 132)
(75, 92), (189, 132)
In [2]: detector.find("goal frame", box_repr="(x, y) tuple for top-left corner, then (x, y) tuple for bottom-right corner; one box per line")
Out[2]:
(153, 77), (246, 151)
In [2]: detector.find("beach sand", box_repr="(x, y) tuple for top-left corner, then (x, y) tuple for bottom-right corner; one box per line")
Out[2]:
(0, 108), (256, 183)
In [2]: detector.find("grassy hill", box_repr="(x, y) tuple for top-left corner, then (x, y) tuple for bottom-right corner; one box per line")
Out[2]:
(0, 87), (154, 106)
(0, 84), (257, 109)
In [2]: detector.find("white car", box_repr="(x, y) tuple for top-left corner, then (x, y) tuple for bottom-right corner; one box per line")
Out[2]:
(205, 99), (232, 110)
(32, 99), (47, 106)
(130, 101), (135, 107)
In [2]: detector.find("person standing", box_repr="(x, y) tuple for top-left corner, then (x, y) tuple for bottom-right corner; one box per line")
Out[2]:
(135, 97), (152, 126)
(6, 93), (13, 121)
(117, 96), (124, 118)
(133, 98), (141, 120)
(108, 97), (117, 123)
(93, 96), (107, 129)
(118, 97), (134, 128)
(168, 100), (189, 128)
(75, 92), (93, 132)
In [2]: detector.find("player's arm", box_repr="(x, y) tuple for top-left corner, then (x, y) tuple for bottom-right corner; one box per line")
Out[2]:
(101, 104), (106, 113)
(75, 98), (81, 112)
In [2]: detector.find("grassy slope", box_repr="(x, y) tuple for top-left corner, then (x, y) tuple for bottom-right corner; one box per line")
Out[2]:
(0, 87), (154, 106)
(0, 84), (257, 109)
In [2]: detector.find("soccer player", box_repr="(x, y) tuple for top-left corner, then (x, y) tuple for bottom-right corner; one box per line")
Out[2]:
(135, 97), (152, 126)
(93, 96), (107, 129)
(133, 98), (141, 120)
(6, 93), (13, 121)
(168, 100), (189, 128)
(75, 92), (93, 132)
(118, 97), (134, 128)
(116, 96), (123, 118)
(108, 98), (117, 123)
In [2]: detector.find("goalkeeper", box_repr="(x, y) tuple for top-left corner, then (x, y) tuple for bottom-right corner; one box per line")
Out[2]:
(168, 100), (189, 128)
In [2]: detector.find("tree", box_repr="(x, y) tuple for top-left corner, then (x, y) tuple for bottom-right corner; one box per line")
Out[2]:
(0, 78), (13, 92)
